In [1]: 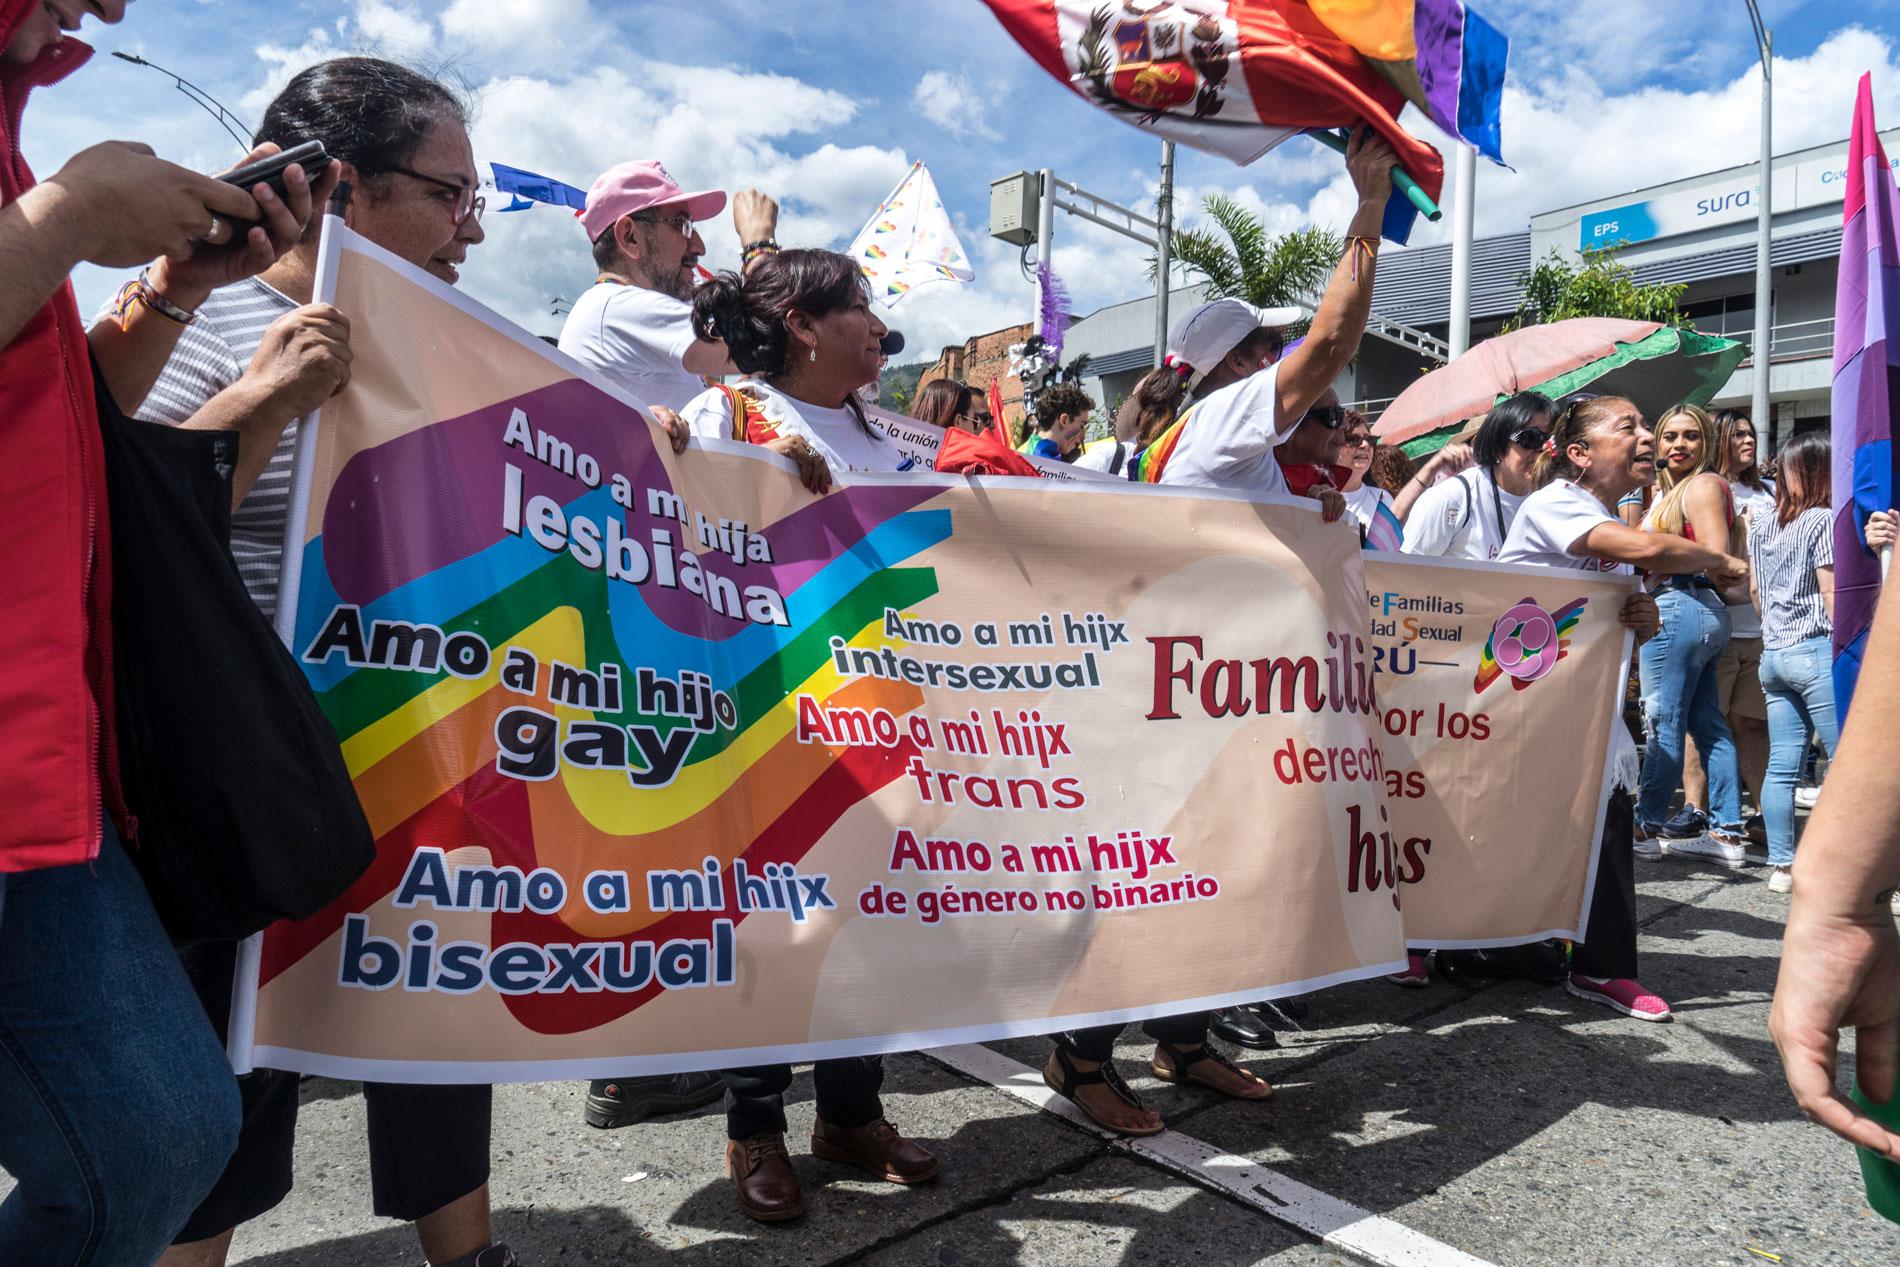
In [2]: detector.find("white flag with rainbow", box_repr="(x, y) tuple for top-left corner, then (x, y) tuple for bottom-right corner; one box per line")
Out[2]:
(847, 160), (973, 306)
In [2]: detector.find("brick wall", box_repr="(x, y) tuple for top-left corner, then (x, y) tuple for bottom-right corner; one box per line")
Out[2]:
(916, 321), (1034, 439)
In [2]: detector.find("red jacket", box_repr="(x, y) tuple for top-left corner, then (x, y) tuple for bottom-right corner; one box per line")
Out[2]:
(935, 425), (1044, 478)
(0, 0), (124, 872)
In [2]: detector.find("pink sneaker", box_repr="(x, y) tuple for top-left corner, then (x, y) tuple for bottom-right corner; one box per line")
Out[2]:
(1387, 954), (1430, 988)
(1566, 973), (1671, 1022)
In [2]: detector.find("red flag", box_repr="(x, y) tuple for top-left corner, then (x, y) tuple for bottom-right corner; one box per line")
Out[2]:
(982, 0), (1443, 205)
(988, 380), (1009, 441)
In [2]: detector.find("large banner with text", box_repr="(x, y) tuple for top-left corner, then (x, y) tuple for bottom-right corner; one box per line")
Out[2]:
(234, 223), (1633, 1082)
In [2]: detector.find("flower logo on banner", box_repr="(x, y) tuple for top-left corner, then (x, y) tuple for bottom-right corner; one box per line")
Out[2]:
(1474, 597), (1587, 693)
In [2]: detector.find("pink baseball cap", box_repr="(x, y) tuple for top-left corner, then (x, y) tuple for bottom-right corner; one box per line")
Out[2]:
(579, 160), (728, 242)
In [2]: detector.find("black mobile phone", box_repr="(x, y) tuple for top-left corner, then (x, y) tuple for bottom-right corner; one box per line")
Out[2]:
(217, 140), (329, 212)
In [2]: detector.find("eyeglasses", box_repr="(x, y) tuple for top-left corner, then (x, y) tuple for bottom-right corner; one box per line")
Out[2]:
(631, 212), (695, 238)
(1302, 404), (1347, 430)
(1509, 426), (1550, 450)
(1343, 432), (1374, 447)
(387, 163), (484, 225)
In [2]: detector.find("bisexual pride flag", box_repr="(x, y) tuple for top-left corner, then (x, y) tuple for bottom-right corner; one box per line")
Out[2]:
(1832, 74), (1900, 717)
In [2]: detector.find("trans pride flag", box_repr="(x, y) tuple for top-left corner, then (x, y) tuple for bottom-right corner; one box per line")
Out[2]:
(1832, 74), (1900, 717)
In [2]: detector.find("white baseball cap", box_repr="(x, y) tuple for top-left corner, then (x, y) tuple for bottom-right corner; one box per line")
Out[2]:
(1166, 299), (1304, 387)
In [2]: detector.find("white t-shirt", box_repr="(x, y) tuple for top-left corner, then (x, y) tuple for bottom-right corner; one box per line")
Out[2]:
(1155, 365), (1290, 496)
(1496, 481), (1633, 575)
(1402, 466), (1526, 561)
(558, 281), (710, 412)
(1072, 437), (1131, 476)
(681, 381), (912, 475)
(1727, 478), (1776, 640)
(1344, 483), (1393, 530)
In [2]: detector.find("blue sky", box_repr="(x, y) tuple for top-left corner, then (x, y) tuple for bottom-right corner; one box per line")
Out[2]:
(22, 0), (1900, 357)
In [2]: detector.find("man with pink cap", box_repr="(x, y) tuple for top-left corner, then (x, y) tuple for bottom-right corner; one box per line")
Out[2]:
(560, 159), (781, 1135)
(558, 158), (780, 411)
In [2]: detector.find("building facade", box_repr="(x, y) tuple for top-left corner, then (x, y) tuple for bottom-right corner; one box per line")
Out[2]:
(917, 321), (1034, 438)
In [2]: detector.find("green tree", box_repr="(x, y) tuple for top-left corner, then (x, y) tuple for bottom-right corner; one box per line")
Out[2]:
(1506, 247), (1688, 331)
(1167, 193), (1340, 313)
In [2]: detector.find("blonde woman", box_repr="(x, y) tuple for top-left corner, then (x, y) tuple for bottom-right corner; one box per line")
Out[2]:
(1634, 404), (1750, 866)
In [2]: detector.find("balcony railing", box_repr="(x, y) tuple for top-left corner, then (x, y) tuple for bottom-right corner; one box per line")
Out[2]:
(1730, 316), (1834, 365)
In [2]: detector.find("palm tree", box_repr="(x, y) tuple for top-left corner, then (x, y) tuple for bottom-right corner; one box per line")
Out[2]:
(1167, 194), (1341, 316)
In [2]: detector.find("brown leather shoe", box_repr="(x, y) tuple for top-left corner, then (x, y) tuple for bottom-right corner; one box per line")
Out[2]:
(810, 1117), (939, 1184)
(726, 1133), (805, 1222)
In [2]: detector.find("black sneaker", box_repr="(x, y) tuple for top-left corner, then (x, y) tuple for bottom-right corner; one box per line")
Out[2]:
(1659, 806), (1708, 840)
(584, 1071), (725, 1129)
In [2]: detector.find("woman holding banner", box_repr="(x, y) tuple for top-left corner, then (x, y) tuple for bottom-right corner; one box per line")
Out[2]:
(1497, 394), (1747, 1022)
(683, 248), (938, 1223)
(95, 58), (516, 1267)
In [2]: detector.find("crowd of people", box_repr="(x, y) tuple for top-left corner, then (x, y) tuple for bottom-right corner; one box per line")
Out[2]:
(4, 4), (1899, 1262)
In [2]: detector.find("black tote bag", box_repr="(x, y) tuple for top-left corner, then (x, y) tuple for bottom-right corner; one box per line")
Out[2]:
(96, 366), (375, 942)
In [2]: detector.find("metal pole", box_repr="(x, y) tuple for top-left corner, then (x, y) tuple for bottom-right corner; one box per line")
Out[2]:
(1155, 140), (1175, 368)
(1752, 24), (1773, 445)
(1035, 167), (1056, 336)
(1448, 143), (1476, 360)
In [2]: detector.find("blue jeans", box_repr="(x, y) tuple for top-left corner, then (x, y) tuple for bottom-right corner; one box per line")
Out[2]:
(1637, 586), (1742, 832)
(1759, 636), (1840, 866)
(0, 819), (240, 1265)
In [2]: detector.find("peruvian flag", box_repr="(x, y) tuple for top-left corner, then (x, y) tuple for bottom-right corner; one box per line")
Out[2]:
(983, 0), (1444, 207)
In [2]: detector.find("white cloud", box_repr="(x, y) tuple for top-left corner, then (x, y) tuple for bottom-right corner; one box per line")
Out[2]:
(354, 0), (436, 52)
(912, 71), (1000, 141)
(439, 0), (593, 63)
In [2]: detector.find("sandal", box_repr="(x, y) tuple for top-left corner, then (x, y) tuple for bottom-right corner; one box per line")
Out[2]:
(1150, 1039), (1274, 1101)
(1042, 1046), (1165, 1136)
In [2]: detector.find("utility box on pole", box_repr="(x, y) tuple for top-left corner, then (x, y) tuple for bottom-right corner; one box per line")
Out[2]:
(989, 172), (1039, 246)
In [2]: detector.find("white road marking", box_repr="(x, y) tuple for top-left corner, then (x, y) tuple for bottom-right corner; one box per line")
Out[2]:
(927, 1043), (1498, 1267)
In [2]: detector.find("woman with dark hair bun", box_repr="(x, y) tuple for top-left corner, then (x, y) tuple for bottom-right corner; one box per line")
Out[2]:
(679, 248), (939, 1225)
(1498, 395), (1745, 1024)
(682, 249), (911, 496)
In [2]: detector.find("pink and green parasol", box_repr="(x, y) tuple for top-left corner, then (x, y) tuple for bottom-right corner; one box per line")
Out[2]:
(1373, 318), (1747, 457)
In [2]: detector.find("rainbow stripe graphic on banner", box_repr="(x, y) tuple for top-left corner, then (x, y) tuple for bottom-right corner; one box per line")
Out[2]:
(261, 370), (956, 1038)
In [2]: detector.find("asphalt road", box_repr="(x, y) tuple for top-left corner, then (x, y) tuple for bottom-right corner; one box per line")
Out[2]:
(8, 853), (1899, 1266)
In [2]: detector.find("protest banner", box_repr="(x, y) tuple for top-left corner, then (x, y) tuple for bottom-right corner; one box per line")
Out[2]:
(231, 222), (1632, 1082)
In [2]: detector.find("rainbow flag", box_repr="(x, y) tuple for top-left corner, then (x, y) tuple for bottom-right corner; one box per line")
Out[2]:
(1832, 73), (1900, 717)
(1132, 411), (1192, 483)
(1309, 0), (1508, 164)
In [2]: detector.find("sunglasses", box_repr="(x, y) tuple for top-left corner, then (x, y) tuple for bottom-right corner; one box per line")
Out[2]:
(1509, 427), (1550, 450)
(1303, 404), (1347, 430)
(1343, 432), (1375, 447)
